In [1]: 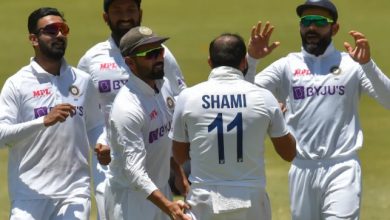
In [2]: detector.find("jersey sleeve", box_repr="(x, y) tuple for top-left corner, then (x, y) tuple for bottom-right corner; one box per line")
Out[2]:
(77, 53), (90, 73)
(83, 72), (105, 147)
(244, 54), (259, 83)
(110, 101), (158, 199)
(262, 90), (289, 138)
(255, 58), (289, 102)
(0, 78), (45, 148)
(360, 60), (390, 109)
(162, 45), (187, 97)
(169, 89), (189, 143)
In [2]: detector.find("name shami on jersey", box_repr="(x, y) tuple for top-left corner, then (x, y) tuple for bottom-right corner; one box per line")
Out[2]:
(202, 94), (247, 109)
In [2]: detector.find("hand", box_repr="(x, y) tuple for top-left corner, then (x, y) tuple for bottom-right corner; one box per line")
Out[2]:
(95, 143), (111, 165)
(43, 103), (75, 127)
(247, 21), (280, 59)
(168, 200), (191, 220)
(344, 30), (371, 64)
(279, 102), (287, 114)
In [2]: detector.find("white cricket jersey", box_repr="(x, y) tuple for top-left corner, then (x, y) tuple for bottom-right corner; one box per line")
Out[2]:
(0, 58), (105, 200)
(255, 43), (390, 160)
(77, 37), (186, 194)
(108, 73), (176, 199)
(170, 66), (289, 188)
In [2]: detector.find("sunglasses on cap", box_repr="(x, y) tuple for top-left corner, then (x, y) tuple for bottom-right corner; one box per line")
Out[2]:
(131, 47), (164, 60)
(300, 15), (334, 27)
(35, 22), (70, 36)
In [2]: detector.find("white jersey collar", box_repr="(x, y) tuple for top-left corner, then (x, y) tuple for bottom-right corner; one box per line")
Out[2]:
(208, 66), (245, 81)
(108, 36), (121, 53)
(127, 73), (165, 96)
(30, 57), (70, 77)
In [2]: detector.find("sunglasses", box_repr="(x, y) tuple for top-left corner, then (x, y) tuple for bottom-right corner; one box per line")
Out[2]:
(131, 47), (164, 60)
(35, 22), (70, 36)
(300, 15), (334, 27)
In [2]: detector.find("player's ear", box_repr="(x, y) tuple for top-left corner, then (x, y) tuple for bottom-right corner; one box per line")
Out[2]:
(331, 23), (339, 36)
(103, 12), (109, 24)
(124, 56), (137, 72)
(207, 57), (213, 68)
(29, 33), (39, 47)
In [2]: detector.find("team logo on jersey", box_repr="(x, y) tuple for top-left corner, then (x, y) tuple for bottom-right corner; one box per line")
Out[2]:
(69, 85), (80, 97)
(166, 96), (175, 109)
(330, 66), (342, 75)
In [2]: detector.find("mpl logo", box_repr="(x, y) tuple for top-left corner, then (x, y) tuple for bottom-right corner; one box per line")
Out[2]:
(32, 88), (51, 97)
(100, 62), (118, 71)
(149, 109), (158, 120)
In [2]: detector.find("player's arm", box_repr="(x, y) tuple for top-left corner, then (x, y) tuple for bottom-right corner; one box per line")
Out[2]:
(271, 133), (296, 162)
(0, 79), (72, 147)
(171, 141), (191, 196)
(345, 30), (390, 109)
(172, 140), (190, 165)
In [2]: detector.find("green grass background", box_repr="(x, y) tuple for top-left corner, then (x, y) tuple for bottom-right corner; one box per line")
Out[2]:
(0, 0), (389, 219)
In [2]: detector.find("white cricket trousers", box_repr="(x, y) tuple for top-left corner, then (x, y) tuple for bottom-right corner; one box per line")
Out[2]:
(10, 196), (90, 220)
(289, 153), (362, 220)
(104, 181), (172, 220)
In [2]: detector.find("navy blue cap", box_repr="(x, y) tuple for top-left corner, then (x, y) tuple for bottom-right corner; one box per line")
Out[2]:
(296, 0), (338, 21)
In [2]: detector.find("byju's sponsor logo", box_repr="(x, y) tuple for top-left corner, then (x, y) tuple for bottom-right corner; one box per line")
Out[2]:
(98, 80), (128, 93)
(292, 85), (345, 100)
(148, 121), (172, 144)
(98, 80), (111, 93)
(34, 107), (48, 118)
(33, 106), (84, 119)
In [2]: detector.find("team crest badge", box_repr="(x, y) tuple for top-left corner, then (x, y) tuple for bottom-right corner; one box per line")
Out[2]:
(69, 85), (80, 97)
(139, 26), (153, 36)
(166, 96), (175, 109)
(330, 66), (342, 75)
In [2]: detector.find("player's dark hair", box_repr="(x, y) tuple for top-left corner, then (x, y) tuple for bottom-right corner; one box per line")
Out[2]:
(28, 7), (65, 34)
(209, 33), (246, 69)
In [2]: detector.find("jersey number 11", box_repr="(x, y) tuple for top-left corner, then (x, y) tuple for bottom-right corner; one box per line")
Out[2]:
(208, 113), (243, 164)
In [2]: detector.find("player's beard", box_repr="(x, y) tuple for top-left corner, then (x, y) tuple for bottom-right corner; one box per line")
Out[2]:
(149, 61), (164, 80)
(301, 29), (332, 56)
(38, 37), (66, 61)
(108, 18), (140, 44)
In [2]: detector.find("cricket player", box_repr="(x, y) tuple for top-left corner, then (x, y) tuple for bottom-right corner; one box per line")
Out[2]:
(249, 0), (390, 219)
(170, 33), (296, 220)
(104, 26), (190, 220)
(0, 7), (105, 219)
(77, 1), (187, 218)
